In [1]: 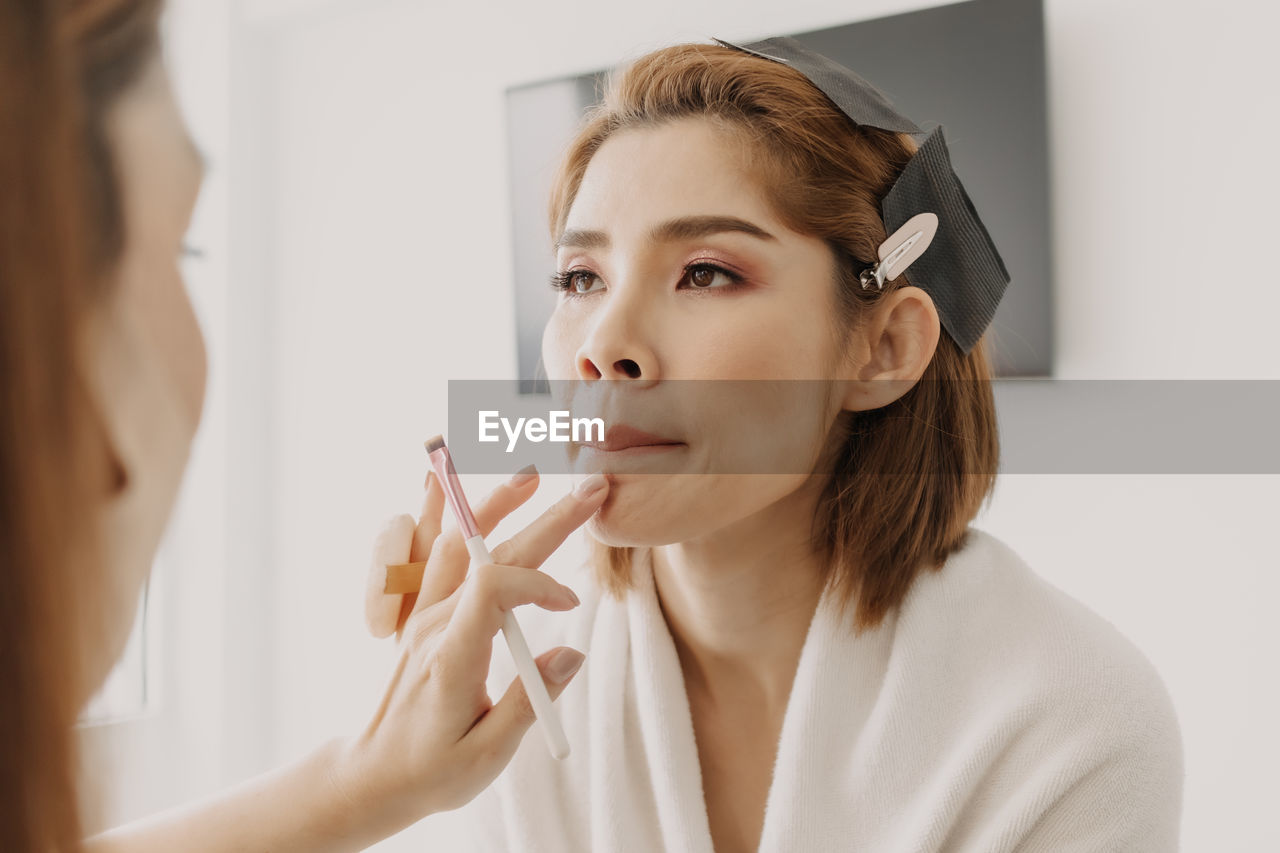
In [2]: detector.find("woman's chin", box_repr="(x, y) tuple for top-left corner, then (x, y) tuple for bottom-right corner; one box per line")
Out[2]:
(584, 475), (690, 547)
(586, 515), (665, 548)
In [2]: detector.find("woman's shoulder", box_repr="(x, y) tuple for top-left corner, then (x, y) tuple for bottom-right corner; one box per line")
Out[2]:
(897, 526), (1182, 757)
(887, 526), (1185, 848)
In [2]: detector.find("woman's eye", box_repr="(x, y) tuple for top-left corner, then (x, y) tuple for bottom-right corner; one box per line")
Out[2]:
(683, 264), (738, 290)
(550, 269), (600, 295)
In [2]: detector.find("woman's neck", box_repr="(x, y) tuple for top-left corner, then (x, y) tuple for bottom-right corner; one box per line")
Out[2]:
(649, 476), (829, 716)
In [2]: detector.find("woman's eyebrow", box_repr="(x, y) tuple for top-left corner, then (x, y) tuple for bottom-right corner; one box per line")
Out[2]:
(555, 215), (776, 252)
(651, 215), (776, 243)
(555, 228), (609, 251)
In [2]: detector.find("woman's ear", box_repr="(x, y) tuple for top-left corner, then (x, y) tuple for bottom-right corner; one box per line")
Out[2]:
(838, 285), (941, 412)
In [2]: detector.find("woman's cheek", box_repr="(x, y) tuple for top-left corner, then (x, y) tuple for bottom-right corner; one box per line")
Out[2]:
(134, 251), (207, 434)
(541, 310), (578, 379)
(685, 317), (792, 379)
(171, 272), (208, 430)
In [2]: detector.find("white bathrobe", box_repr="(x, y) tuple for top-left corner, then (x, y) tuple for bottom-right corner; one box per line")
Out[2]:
(456, 526), (1183, 852)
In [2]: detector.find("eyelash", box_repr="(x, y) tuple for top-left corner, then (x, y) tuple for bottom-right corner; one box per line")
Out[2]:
(549, 262), (744, 298)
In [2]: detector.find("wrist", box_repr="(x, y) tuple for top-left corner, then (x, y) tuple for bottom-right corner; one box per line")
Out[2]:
(321, 734), (440, 844)
(315, 737), (375, 841)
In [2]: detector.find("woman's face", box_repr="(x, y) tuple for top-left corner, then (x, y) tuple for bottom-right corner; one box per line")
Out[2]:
(77, 54), (207, 696)
(541, 118), (860, 547)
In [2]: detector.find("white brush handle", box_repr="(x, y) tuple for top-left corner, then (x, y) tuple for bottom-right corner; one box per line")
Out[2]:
(465, 534), (571, 760)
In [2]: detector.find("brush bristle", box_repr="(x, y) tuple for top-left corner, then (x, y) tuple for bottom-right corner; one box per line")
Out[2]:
(424, 434), (445, 452)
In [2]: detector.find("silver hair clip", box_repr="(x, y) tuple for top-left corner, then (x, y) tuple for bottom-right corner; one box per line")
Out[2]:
(859, 212), (938, 292)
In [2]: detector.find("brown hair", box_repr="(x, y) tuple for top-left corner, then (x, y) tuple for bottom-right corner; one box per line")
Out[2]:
(549, 43), (1000, 631)
(0, 0), (161, 848)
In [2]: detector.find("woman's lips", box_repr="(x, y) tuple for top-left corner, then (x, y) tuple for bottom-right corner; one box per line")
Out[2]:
(582, 424), (683, 452)
(581, 443), (685, 456)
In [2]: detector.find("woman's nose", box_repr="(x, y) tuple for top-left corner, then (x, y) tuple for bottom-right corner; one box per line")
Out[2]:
(574, 292), (657, 382)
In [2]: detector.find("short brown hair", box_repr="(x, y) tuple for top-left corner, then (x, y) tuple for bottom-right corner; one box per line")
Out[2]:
(547, 43), (1000, 631)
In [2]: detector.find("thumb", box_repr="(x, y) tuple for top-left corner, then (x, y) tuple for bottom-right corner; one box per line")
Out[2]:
(465, 646), (585, 764)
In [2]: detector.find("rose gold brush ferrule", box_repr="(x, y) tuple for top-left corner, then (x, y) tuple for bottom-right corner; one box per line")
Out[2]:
(424, 435), (480, 539)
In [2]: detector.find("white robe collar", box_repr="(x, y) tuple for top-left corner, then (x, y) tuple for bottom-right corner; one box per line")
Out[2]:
(466, 527), (1181, 852)
(584, 545), (897, 853)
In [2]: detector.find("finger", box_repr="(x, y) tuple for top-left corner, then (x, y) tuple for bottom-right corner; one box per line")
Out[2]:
(411, 465), (542, 615)
(391, 472), (448, 637)
(393, 592), (417, 644)
(488, 473), (610, 571)
(364, 513), (416, 639)
(463, 646), (585, 768)
(435, 563), (580, 684)
(468, 464), (542, 540)
(410, 470), (445, 562)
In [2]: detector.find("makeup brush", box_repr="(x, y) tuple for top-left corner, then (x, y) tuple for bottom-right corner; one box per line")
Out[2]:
(387, 435), (571, 761)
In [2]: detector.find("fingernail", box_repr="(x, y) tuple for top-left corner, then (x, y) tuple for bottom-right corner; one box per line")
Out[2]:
(573, 472), (608, 500)
(424, 470), (434, 490)
(509, 464), (538, 486)
(547, 648), (585, 683)
(562, 585), (580, 606)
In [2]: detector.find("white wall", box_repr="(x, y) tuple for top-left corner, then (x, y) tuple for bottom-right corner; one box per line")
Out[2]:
(107, 0), (1278, 849)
